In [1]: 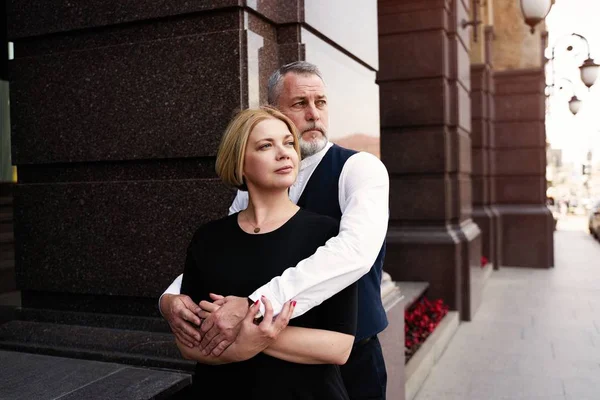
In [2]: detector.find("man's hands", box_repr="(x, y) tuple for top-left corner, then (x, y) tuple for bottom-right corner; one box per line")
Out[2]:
(160, 294), (203, 348)
(197, 295), (253, 356)
(199, 294), (295, 357)
(223, 296), (296, 361)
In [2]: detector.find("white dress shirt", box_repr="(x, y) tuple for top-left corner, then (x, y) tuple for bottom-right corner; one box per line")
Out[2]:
(163, 141), (390, 318)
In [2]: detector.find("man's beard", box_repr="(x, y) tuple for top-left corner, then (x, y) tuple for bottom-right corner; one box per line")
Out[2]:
(299, 123), (328, 158)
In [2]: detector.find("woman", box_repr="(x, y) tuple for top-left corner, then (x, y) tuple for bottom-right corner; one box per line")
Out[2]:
(176, 107), (357, 399)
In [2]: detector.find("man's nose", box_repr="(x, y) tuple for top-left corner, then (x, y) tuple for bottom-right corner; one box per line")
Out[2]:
(305, 102), (320, 121)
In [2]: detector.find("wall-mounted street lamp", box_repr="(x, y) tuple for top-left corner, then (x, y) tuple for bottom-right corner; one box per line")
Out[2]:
(568, 96), (582, 115)
(546, 33), (598, 115)
(557, 79), (582, 115)
(520, 0), (553, 34)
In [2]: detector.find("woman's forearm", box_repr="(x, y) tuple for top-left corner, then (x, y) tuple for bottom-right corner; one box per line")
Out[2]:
(263, 327), (354, 365)
(175, 338), (241, 365)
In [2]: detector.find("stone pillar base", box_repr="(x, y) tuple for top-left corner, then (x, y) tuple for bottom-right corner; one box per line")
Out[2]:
(384, 220), (482, 321)
(496, 205), (554, 268)
(473, 205), (502, 270)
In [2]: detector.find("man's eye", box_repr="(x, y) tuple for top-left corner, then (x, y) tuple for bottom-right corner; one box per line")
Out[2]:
(316, 100), (327, 107)
(293, 101), (305, 107)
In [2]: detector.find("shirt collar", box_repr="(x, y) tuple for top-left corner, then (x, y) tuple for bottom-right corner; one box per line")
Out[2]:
(300, 141), (333, 171)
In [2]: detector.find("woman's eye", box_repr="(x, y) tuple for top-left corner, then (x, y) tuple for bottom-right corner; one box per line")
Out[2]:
(286, 141), (295, 146)
(259, 143), (272, 150)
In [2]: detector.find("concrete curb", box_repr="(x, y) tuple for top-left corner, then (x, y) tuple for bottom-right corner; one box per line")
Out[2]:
(405, 311), (460, 400)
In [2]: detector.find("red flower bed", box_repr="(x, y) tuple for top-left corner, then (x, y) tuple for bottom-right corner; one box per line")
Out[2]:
(405, 297), (448, 362)
(481, 255), (488, 268)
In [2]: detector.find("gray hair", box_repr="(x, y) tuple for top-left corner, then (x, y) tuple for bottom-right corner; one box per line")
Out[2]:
(267, 61), (325, 106)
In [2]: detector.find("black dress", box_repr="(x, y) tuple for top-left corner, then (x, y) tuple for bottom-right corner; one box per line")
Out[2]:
(181, 209), (358, 400)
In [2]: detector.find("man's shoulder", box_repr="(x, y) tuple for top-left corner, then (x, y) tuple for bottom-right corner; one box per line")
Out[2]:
(342, 149), (386, 170)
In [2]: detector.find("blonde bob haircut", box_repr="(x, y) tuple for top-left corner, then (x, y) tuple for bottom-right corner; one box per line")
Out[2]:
(216, 106), (301, 190)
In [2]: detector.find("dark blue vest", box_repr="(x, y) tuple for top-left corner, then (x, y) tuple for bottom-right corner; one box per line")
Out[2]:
(297, 144), (388, 341)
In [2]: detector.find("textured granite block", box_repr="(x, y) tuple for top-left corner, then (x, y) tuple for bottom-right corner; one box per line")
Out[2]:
(7, 0), (240, 38)
(0, 350), (191, 400)
(496, 205), (554, 268)
(494, 68), (545, 95)
(58, 367), (191, 400)
(378, 31), (446, 82)
(378, 2), (447, 35)
(16, 158), (218, 184)
(389, 177), (452, 221)
(381, 128), (447, 174)
(380, 78), (449, 128)
(495, 176), (545, 204)
(14, 11), (242, 58)
(495, 121), (545, 148)
(11, 30), (244, 164)
(17, 307), (170, 332)
(14, 180), (235, 298)
(20, 291), (163, 316)
(0, 320), (194, 371)
(495, 92), (545, 122)
(0, 350), (122, 400)
(494, 148), (546, 175)
(385, 227), (463, 314)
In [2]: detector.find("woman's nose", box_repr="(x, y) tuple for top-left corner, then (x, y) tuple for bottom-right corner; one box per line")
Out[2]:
(276, 145), (291, 159)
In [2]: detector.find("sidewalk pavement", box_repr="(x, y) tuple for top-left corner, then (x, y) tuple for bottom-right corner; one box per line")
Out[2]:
(414, 215), (600, 400)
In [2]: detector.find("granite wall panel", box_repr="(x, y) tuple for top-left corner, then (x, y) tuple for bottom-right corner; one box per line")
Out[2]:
(11, 31), (244, 164)
(14, 180), (235, 297)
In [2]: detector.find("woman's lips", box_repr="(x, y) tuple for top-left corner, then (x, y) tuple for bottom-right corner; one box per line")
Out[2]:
(275, 166), (293, 173)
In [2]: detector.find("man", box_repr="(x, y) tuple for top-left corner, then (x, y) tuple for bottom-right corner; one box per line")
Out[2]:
(161, 61), (390, 399)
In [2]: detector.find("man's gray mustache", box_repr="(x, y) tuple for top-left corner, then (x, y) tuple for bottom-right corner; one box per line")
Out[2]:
(301, 125), (326, 135)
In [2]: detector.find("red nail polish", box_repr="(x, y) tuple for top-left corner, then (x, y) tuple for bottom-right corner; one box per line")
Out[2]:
(291, 300), (297, 307)
(254, 300), (259, 306)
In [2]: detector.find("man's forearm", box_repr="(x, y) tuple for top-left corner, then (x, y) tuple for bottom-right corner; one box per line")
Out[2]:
(158, 274), (183, 316)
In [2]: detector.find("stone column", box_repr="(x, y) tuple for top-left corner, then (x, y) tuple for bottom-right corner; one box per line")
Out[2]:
(490, 0), (554, 269)
(494, 68), (554, 268)
(378, 0), (482, 321)
(471, 27), (502, 270)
